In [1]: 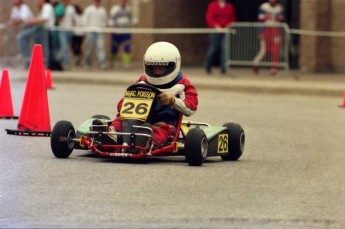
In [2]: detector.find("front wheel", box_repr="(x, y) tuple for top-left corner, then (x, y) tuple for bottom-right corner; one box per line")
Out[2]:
(51, 120), (76, 158)
(185, 128), (208, 166)
(221, 122), (245, 161)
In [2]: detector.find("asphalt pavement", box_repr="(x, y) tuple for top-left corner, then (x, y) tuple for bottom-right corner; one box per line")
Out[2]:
(4, 64), (345, 98)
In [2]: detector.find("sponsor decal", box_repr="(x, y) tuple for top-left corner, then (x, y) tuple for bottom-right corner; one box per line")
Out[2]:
(124, 90), (155, 99)
(144, 61), (169, 66)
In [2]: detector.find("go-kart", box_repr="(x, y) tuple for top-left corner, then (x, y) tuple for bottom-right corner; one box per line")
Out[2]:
(50, 83), (245, 166)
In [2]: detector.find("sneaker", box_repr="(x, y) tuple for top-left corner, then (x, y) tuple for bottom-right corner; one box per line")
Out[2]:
(99, 63), (108, 70)
(270, 67), (278, 76)
(62, 63), (72, 71)
(252, 66), (259, 74)
(206, 66), (211, 74)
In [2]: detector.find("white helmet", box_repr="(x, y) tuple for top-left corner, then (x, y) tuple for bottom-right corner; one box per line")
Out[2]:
(143, 41), (181, 86)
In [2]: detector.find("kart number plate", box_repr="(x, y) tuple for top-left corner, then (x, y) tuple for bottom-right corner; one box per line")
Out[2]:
(218, 133), (228, 154)
(120, 90), (155, 122)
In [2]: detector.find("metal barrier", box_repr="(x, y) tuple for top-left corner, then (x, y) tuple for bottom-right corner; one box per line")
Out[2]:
(226, 22), (290, 71)
(1, 22), (290, 70)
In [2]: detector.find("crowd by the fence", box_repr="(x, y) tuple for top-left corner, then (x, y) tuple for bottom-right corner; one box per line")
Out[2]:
(6, 0), (286, 75)
(7, 0), (132, 71)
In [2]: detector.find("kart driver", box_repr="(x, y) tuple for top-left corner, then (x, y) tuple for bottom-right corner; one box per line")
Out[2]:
(103, 41), (198, 148)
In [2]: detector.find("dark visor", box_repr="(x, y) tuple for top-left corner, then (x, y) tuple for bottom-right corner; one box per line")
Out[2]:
(145, 62), (176, 78)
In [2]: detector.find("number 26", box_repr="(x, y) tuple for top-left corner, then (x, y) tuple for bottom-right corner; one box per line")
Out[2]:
(122, 102), (149, 115)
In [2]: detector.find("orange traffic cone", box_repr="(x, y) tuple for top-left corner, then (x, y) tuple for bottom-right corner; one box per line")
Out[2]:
(46, 69), (54, 89)
(6, 44), (51, 136)
(0, 69), (18, 119)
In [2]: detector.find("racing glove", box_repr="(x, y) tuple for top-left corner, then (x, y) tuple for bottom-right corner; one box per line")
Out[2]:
(157, 92), (176, 106)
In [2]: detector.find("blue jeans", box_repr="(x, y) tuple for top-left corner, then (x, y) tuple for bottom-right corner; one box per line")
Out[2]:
(58, 30), (73, 64)
(205, 33), (226, 71)
(85, 32), (105, 66)
(17, 25), (49, 67)
(110, 33), (131, 54)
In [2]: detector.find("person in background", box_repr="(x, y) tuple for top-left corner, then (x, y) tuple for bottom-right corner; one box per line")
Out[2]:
(205, 0), (236, 75)
(252, 0), (285, 76)
(108, 0), (132, 68)
(83, 0), (107, 70)
(57, 0), (76, 68)
(8, 0), (33, 27)
(17, 0), (54, 68)
(71, 4), (85, 66)
(49, 0), (65, 69)
(8, 0), (34, 67)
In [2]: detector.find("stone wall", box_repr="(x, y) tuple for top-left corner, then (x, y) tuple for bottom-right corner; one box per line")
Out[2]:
(299, 0), (345, 72)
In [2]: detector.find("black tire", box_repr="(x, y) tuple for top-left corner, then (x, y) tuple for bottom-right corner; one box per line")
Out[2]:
(91, 114), (111, 120)
(51, 120), (76, 158)
(221, 122), (245, 161)
(185, 128), (208, 166)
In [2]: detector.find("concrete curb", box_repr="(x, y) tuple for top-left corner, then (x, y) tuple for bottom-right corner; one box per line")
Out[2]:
(50, 74), (344, 97)
(9, 67), (345, 97)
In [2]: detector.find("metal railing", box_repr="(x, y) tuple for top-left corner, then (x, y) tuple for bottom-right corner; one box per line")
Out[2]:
(226, 22), (290, 71)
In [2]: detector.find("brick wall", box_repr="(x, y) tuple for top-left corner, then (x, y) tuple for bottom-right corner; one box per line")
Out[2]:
(299, 0), (345, 72)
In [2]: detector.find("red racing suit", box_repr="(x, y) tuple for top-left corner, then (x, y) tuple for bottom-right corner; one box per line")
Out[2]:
(111, 72), (198, 145)
(258, 2), (285, 65)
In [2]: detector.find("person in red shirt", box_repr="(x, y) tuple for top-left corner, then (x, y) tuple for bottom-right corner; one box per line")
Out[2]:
(93, 42), (198, 152)
(205, 0), (236, 74)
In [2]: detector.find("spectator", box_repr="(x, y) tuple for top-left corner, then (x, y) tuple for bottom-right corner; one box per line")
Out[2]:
(17, 0), (54, 68)
(252, 0), (285, 76)
(49, 0), (65, 69)
(8, 0), (33, 27)
(108, 0), (132, 68)
(57, 0), (76, 68)
(83, 0), (107, 70)
(205, 0), (236, 74)
(8, 0), (34, 68)
(71, 4), (85, 66)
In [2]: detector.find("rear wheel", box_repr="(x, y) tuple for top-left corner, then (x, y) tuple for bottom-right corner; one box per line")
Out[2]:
(185, 128), (208, 166)
(221, 122), (245, 161)
(51, 121), (76, 158)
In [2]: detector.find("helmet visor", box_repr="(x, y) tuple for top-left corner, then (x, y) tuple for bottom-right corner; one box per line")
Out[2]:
(144, 62), (176, 78)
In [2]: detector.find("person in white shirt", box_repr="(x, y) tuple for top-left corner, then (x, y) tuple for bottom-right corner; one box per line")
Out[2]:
(9, 0), (34, 68)
(108, 0), (132, 68)
(83, 0), (107, 69)
(17, 0), (54, 68)
(58, 0), (76, 66)
(8, 0), (33, 26)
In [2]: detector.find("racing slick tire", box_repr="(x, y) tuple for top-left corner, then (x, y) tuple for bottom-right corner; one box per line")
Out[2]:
(221, 122), (245, 161)
(51, 120), (76, 158)
(185, 128), (208, 166)
(91, 114), (111, 120)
